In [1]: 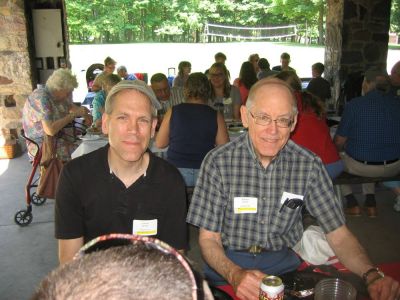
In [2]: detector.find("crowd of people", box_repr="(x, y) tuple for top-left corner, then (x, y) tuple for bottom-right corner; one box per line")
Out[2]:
(23, 52), (400, 300)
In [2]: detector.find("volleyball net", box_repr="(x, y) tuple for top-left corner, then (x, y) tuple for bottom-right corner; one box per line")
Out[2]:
(204, 23), (297, 41)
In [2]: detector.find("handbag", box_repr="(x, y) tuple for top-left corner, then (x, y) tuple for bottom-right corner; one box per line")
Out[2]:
(37, 135), (64, 199)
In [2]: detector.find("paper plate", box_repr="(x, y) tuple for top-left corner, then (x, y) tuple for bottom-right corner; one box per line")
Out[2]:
(79, 135), (101, 141)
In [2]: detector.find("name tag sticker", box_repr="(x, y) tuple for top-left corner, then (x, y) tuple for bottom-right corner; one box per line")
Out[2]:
(280, 192), (304, 204)
(132, 219), (158, 236)
(223, 97), (232, 105)
(234, 197), (258, 214)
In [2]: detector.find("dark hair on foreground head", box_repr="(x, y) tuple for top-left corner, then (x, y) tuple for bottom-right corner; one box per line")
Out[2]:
(184, 72), (211, 102)
(32, 235), (206, 300)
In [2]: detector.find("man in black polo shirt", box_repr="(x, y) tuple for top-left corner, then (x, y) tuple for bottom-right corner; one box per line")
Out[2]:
(55, 80), (188, 264)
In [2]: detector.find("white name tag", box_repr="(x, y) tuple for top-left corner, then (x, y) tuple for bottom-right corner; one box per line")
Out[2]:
(234, 197), (258, 214)
(132, 219), (158, 236)
(223, 97), (232, 105)
(280, 192), (304, 204)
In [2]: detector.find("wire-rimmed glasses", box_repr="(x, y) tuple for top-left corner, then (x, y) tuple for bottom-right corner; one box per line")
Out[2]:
(248, 111), (293, 128)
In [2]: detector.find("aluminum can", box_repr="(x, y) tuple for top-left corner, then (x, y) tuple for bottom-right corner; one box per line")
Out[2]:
(259, 275), (284, 300)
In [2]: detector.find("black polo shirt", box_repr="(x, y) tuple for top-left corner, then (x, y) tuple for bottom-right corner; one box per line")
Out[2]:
(55, 144), (188, 250)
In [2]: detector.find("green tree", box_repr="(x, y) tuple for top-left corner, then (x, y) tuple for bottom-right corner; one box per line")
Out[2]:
(65, 0), (324, 44)
(391, 0), (400, 35)
(269, 0), (326, 44)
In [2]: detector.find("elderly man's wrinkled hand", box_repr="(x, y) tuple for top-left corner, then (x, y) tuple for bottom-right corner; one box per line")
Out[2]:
(368, 275), (400, 300)
(230, 268), (265, 300)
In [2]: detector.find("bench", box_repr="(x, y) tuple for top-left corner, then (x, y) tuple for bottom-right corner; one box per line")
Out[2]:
(332, 172), (400, 202)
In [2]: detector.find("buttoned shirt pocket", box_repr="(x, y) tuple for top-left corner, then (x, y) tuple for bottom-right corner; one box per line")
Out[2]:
(271, 203), (303, 235)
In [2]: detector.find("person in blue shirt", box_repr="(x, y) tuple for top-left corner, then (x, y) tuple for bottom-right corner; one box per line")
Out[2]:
(117, 65), (137, 81)
(334, 69), (400, 217)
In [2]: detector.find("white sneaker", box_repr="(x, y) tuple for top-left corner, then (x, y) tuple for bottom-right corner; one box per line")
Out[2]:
(394, 196), (400, 212)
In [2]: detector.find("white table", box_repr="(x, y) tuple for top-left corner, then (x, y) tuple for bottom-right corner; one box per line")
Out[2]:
(71, 130), (245, 160)
(71, 136), (167, 159)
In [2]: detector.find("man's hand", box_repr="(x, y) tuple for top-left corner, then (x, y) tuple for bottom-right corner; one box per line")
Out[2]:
(230, 268), (265, 300)
(367, 275), (400, 300)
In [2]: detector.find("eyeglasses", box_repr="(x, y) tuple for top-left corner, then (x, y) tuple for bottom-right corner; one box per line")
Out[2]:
(248, 111), (293, 128)
(279, 198), (303, 212)
(75, 233), (202, 300)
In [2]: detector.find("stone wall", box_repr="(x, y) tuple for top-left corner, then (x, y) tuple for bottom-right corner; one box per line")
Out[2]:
(0, 0), (32, 147)
(341, 0), (390, 74)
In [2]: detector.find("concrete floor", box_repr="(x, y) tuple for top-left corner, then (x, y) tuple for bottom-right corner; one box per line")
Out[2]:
(1, 151), (399, 299)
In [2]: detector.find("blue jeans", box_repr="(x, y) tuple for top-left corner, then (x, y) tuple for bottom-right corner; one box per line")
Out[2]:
(178, 168), (199, 187)
(325, 160), (345, 180)
(204, 247), (301, 286)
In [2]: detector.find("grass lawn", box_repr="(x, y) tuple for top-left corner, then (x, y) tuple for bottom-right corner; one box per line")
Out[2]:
(69, 42), (399, 103)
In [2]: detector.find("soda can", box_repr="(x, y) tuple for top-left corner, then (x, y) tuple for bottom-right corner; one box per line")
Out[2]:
(259, 275), (284, 300)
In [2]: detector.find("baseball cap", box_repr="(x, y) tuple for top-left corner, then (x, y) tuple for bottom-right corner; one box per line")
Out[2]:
(106, 80), (161, 110)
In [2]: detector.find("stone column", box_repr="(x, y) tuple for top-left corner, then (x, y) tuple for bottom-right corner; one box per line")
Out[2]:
(0, 0), (32, 150)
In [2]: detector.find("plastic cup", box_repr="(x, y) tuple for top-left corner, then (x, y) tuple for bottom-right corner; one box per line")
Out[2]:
(314, 278), (357, 300)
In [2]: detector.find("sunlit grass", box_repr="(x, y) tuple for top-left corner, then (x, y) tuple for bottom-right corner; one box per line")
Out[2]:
(0, 159), (10, 176)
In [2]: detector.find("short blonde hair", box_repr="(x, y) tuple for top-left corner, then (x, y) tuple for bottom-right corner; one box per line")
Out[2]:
(246, 77), (298, 115)
(46, 69), (78, 93)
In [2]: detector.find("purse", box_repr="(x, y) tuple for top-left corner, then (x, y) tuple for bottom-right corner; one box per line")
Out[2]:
(37, 135), (64, 199)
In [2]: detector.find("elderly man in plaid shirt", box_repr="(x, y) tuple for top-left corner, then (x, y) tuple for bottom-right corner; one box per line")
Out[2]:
(187, 78), (400, 300)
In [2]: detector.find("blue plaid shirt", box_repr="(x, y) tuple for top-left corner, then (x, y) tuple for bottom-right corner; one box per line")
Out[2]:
(336, 90), (400, 161)
(187, 133), (345, 250)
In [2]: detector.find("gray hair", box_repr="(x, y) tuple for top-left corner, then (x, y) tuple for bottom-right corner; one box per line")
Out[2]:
(46, 69), (78, 93)
(117, 65), (127, 73)
(246, 77), (298, 115)
(31, 245), (194, 300)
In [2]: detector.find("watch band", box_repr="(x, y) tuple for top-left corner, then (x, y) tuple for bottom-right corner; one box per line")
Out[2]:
(362, 267), (384, 285)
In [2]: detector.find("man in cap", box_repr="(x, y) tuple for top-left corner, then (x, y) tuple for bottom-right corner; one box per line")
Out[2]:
(55, 80), (188, 264)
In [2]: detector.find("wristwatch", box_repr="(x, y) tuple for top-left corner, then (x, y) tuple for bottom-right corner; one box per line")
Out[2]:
(362, 267), (385, 286)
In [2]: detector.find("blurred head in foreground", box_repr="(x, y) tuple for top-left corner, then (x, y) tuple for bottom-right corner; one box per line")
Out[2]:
(32, 234), (213, 300)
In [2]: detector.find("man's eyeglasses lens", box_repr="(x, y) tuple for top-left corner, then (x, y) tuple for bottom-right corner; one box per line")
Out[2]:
(249, 111), (293, 128)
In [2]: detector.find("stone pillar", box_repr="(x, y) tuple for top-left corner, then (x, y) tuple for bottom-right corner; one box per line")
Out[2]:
(341, 0), (390, 73)
(0, 1), (32, 149)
